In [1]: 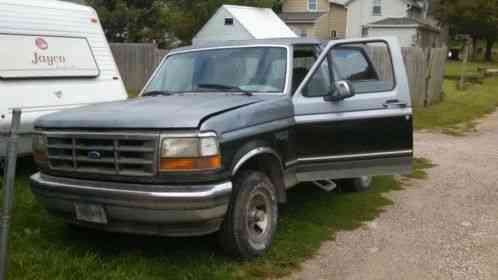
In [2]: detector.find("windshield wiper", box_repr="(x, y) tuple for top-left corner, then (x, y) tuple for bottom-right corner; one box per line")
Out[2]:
(196, 83), (253, 96)
(141, 90), (177, 97)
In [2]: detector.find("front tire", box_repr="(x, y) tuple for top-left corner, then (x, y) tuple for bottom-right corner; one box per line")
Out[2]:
(218, 170), (278, 259)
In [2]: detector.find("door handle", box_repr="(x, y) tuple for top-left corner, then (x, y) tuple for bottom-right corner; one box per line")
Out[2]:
(383, 99), (407, 108)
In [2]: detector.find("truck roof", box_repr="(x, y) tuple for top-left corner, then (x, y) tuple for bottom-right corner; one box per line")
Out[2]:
(171, 37), (323, 53)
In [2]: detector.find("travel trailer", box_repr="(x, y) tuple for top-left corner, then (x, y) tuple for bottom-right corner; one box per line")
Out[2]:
(0, 0), (127, 162)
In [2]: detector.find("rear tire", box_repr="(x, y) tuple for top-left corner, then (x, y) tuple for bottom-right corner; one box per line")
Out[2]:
(341, 176), (372, 192)
(218, 170), (278, 259)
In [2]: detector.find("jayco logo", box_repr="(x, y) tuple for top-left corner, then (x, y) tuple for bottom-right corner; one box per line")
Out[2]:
(32, 37), (67, 66)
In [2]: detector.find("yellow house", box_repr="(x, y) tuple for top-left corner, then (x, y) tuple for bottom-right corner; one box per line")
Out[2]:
(279, 0), (347, 40)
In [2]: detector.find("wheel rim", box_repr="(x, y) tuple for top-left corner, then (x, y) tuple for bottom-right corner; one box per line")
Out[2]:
(246, 190), (271, 243)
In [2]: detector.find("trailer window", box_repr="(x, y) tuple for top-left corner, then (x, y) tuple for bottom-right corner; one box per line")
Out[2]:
(0, 34), (99, 79)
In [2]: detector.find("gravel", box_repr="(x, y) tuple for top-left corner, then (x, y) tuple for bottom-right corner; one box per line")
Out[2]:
(285, 111), (498, 280)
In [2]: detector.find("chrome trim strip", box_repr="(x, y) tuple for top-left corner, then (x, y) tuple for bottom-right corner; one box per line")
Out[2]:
(297, 150), (413, 163)
(43, 131), (160, 138)
(232, 147), (283, 175)
(285, 159), (298, 167)
(295, 108), (412, 124)
(31, 173), (232, 199)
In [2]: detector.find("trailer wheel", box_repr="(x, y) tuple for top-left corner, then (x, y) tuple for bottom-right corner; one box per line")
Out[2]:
(218, 170), (278, 259)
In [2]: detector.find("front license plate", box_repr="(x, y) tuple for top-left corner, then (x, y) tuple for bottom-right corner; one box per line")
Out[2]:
(74, 203), (108, 224)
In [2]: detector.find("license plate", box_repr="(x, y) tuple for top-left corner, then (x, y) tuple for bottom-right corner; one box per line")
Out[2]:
(74, 203), (108, 224)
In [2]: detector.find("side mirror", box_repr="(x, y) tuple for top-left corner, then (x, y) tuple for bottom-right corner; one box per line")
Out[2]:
(324, 80), (355, 102)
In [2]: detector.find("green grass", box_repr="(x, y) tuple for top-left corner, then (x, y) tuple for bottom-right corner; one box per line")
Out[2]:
(413, 61), (498, 133)
(445, 60), (498, 78)
(127, 91), (139, 98)
(404, 158), (437, 179)
(0, 158), (433, 280)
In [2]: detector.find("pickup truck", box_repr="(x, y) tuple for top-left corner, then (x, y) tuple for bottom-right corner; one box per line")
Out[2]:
(30, 37), (413, 259)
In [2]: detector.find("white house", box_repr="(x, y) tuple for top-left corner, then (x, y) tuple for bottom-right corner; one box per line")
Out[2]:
(367, 17), (441, 47)
(345, 0), (425, 38)
(193, 5), (297, 45)
(344, 0), (442, 47)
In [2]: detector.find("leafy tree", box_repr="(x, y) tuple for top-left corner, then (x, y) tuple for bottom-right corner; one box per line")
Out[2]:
(86, 0), (174, 47)
(87, 0), (283, 47)
(433, 0), (498, 61)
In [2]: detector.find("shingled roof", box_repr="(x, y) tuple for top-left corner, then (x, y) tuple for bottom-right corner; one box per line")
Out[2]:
(368, 17), (440, 32)
(279, 12), (327, 23)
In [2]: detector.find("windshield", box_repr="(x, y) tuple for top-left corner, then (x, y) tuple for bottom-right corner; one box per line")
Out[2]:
(145, 47), (288, 94)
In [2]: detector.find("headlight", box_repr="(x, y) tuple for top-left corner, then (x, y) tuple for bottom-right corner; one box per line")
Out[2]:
(32, 134), (48, 161)
(159, 133), (221, 171)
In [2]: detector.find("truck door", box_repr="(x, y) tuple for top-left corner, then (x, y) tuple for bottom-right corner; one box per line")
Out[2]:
(292, 37), (413, 182)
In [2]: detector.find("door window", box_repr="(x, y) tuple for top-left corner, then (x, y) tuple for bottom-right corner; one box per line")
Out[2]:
(302, 41), (394, 97)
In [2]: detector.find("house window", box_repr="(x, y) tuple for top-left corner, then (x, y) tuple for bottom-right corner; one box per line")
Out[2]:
(373, 0), (382, 16)
(224, 18), (234, 25)
(331, 30), (337, 39)
(308, 0), (317, 11)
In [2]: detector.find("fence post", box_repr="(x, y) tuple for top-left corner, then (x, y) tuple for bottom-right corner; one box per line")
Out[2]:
(0, 109), (21, 280)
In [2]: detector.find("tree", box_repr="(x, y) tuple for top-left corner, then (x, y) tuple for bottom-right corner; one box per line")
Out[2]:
(432, 0), (498, 61)
(86, 0), (174, 47)
(87, 0), (284, 47)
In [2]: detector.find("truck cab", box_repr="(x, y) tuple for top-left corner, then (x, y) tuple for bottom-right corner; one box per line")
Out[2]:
(30, 37), (413, 259)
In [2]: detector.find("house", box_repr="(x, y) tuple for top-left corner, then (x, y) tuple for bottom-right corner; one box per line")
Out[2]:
(345, 0), (425, 38)
(279, 0), (348, 40)
(345, 0), (443, 47)
(367, 17), (441, 48)
(193, 5), (297, 45)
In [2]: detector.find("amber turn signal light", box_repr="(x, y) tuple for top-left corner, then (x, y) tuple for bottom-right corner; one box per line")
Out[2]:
(159, 155), (221, 171)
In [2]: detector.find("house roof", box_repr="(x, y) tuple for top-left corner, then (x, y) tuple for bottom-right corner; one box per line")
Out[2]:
(172, 37), (323, 53)
(368, 17), (440, 32)
(279, 12), (327, 23)
(344, 0), (422, 8)
(221, 5), (297, 39)
(329, 0), (347, 5)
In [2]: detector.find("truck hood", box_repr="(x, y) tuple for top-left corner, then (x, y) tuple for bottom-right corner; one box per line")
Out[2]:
(35, 94), (264, 129)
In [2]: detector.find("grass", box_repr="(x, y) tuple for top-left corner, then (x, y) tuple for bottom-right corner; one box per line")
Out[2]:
(0, 158), (434, 280)
(413, 60), (498, 134)
(127, 91), (139, 98)
(444, 60), (498, 78)
(404, 158), (437, 180)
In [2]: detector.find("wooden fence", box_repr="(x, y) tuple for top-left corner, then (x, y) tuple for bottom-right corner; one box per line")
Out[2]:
(110, 43), (168, 93)
(110, 43), (447, 107)
(402, 47), (447, 107)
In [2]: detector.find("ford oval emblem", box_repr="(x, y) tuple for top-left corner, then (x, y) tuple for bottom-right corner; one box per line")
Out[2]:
(88, 151), (101, 160)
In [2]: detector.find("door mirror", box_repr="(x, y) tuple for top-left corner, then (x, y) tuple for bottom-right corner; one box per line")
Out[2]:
(325, 80), (355, 102)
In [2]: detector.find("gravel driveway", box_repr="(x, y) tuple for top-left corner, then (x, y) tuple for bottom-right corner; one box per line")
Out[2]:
(286, 111), (498, 280)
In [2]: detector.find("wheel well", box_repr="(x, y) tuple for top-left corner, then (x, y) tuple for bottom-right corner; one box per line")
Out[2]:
(233, 153), (287, 204)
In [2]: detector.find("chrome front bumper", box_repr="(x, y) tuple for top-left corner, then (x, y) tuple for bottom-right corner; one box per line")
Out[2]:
(30, 173), (232, 237)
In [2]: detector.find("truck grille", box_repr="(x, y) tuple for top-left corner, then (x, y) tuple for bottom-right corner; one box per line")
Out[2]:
(46, 132), (159, 176)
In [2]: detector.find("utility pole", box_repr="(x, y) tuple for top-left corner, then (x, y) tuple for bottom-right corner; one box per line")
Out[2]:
(0, 109), (21, 280)
(458, 35), (471, 90)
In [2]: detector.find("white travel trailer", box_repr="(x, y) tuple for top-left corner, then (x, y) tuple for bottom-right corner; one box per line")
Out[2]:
(0, 0), (127, 161)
